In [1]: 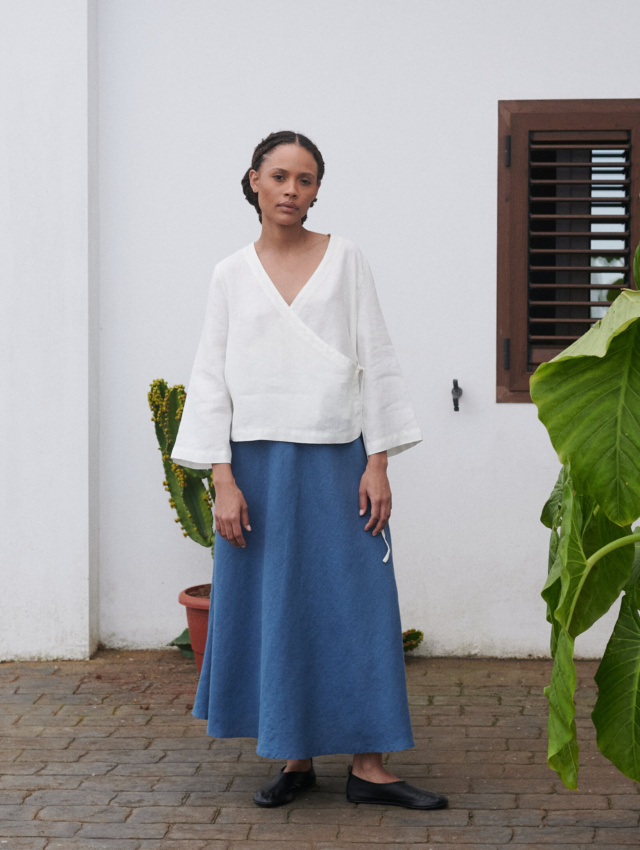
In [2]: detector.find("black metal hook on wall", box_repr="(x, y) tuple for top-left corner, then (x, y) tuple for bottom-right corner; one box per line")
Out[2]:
(451, 379), (463, 412)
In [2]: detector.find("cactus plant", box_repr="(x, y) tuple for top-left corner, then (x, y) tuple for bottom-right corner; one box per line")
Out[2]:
(148, 379), (214, 550)
(402, 628), (424, 653)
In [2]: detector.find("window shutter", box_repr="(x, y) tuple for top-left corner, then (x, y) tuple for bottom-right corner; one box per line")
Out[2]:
(497, 101), (640, 402)
(528, 131), (631, 368)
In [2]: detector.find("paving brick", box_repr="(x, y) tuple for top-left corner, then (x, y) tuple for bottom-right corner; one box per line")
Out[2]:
(0, 762), (43, 775)
(426, 825), (514, 843)
(0, 820), (80, 837)
(0, 790), (27, 805)
(470, 778), (557, 794)
(381, 808), (470, 828)
(449, 793), (517, 810)
(0, 775), (82, 790)
(79, 776), (155, 792)
(37, 804), (130, 822)
(594, 829), (640, 846)
(137, 843), (222, 850)
(0, 725), (44, 737)
(338, 824), (430, 842)
(547, 810), (639, 827)
(40, 761), (117, 775)
(0, 839), (47, 849)
(185, 791), (258, 808)
(110, 791), (186, 806)
(315, 844), (423, 850)
(0, 737), (73, 750)
(167, 823), (250, 840)
(77, 822), (169, 839)
(47, 840), (141, 850)
(519, 793), (609, 809)
(512, 825), (596, 843)
(472, 809), (545, 826)
(431, 762), (504, 778)
(0, 804), (40, 821)
(225, 843), (310, 850)
(80, 749), (165, 763)
(16, 750), (87, 763)
(137, 842), (223, 850)
(199, 760), (274, 776)
(214, 806), (289, 824)
(128, 805), (218, 823)
(249, 822), (338, 841)
(111, 762), (199, 776)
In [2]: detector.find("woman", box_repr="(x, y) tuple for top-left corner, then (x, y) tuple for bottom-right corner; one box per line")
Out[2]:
(171, 131), (447, 811)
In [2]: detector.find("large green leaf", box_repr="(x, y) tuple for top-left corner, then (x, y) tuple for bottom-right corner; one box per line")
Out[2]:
(624, 541), (640, 610)
(558, 504), (634, 637)
(545, 628), (579, 789)
(592, 593), (640, 782)
(530, 291), (640, 527)
(540, 466), (568, 530)
(541, 529), (562, 656)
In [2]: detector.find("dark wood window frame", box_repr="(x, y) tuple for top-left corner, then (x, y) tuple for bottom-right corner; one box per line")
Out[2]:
(497, 99), (640, 402)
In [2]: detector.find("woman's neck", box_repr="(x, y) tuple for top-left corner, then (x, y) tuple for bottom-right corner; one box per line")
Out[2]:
(255, 221), (312, 254)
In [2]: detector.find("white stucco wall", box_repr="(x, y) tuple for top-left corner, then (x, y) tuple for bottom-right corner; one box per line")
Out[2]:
(0, 0), (99, 659)
(3, 0), (640, 659)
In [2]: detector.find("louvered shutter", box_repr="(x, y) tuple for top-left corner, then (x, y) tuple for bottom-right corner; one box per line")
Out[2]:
(497, 101), (640, 402)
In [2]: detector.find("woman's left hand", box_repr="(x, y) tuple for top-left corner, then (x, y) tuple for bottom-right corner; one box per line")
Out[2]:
(359, 451), (391, 536)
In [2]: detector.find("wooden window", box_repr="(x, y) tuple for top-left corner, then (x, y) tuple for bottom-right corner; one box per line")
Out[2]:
(497, 100), (640, 402)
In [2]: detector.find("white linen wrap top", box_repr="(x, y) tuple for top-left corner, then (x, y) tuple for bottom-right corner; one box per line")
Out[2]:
(171, 235), (422, 468)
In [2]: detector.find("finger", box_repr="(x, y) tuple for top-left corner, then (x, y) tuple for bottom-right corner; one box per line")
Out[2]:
(358, 485), (368, 517)
(364, 509), (379, 532)
(230, 518), (246, 548)
(372, 515), (388, 536)
(219, 520), (232, 543)
(241, 502), (252, 531)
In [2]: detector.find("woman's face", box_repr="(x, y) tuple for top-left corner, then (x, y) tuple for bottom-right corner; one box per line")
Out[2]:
(249, 143), (320, 227)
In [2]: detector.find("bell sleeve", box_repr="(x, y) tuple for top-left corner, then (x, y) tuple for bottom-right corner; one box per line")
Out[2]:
(356, 252), (423, 457)
(170, 265), (233, 468)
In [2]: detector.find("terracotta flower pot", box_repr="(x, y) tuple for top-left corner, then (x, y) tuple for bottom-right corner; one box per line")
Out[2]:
(178, 584), (211, 673)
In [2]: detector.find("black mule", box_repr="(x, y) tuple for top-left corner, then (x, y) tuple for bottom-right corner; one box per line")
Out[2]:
(253, 760), (316, 807)
(346, 765), (448, 809)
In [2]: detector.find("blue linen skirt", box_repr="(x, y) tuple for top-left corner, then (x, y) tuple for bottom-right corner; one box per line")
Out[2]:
(192, 435), (414, 759)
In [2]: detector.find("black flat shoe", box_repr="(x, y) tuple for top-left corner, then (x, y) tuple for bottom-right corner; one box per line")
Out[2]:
(253, 761), (316, 807)
(346, 765), (448, 810)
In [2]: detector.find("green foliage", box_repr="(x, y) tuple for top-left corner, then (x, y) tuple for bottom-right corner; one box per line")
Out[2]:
(168, 627), (195, 660)
(402, 628), (424, 653)
(531, 291), (640, 526)
(148, 379), (214, 549)
(544, 628), (579, 789)
(531, 275), (640, 788)
(592, 593), (640, 781)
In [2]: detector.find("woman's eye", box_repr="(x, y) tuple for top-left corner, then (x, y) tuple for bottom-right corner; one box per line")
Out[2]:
(273, 175), (284, 181)
(301, 179), (311, 185)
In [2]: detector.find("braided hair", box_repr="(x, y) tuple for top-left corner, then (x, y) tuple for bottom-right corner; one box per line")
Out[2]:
(241, 131), (325, 224)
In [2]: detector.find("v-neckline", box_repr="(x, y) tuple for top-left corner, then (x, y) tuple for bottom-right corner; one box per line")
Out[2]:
(248, 234), (335, 311)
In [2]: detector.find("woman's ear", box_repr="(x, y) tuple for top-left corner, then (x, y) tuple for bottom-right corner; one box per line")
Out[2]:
(249, 169), (259, 193)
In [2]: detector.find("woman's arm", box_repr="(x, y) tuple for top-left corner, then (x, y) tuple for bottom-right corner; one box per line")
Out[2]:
(171, 266), (233, 468)
(359, 450), (391, 536)
(212, 462), (251, 548)
(355, 252), (422, 458)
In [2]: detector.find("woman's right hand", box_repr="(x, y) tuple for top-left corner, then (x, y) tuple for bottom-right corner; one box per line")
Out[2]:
(212, 464), (251, 548)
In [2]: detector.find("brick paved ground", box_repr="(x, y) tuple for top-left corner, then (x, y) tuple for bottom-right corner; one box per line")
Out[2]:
(0, 651), (638, 850)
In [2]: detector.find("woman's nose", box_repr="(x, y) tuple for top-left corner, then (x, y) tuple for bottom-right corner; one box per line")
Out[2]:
(284, 180), (297, 197)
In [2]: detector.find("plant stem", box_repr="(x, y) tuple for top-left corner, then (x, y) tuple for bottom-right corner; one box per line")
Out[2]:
(585, 532), (640, 571)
